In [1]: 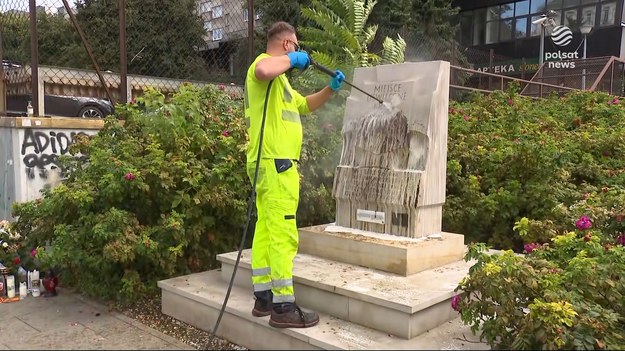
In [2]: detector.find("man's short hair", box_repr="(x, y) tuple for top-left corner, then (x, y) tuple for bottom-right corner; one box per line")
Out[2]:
(267, 21), (296, 41)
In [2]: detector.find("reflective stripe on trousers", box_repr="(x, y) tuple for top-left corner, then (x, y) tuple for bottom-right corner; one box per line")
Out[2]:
(247, 159), (299, 303)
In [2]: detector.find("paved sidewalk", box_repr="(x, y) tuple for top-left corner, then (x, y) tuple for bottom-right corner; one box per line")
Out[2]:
(0, 288), (193, 350)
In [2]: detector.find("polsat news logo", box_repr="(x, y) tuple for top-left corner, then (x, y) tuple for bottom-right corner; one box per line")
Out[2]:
(547, 25), (578, 68)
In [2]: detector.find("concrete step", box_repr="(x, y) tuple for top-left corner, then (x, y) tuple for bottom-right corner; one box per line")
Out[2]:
(157, 269), (488, 350)
(216, 249), (473, 339)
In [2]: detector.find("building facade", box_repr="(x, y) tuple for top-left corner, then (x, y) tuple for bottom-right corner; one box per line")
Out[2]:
(196, 0), (262, 80)
(453, 0), (625, 73)
(196, 0), (261, 49)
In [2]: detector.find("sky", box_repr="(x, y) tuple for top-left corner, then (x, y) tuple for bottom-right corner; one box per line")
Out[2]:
(2, 0), (68, 14)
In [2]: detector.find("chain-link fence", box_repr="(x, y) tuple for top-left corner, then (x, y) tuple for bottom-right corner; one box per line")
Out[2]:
(1, 0), (254, 117)
(1, 0), (547, 118)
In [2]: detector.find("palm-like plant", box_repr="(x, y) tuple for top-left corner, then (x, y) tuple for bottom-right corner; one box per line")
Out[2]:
(299, 0), (406, 72)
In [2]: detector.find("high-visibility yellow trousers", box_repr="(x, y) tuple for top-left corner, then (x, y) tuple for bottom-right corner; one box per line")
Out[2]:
(247, 158), (299, 304)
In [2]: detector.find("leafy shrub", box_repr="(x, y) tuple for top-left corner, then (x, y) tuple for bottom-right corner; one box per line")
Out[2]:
(12, 84), (249, 301)
(454, 189), (625, 349)
(9, 73), (346, 302)
(445, 85), (625, 250)
(450, 87), (625, 349)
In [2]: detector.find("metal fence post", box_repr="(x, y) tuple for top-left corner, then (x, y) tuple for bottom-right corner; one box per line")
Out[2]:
(29, 0), (40, 116)
(247, 0), (254, 67)
(488, 49), (494, 90)
(0, 25), (5, 114)
(119, 0), (128, 104)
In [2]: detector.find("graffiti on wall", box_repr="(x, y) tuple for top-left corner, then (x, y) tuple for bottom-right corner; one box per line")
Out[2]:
(20, 129), (90, 181)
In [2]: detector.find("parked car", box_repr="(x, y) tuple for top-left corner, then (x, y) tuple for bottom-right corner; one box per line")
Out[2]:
(3, 60), (114, 118)
(1, 60), (21, 69)
(6, 94), (114, 118)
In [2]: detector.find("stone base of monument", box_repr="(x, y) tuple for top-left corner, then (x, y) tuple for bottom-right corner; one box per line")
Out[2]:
(158, 225), (484, 350)
(299, 224), (465, 276)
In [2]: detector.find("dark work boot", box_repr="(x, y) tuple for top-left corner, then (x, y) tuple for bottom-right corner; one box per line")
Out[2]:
(252, 290), (272, 317)
(269, 303), (320, 328)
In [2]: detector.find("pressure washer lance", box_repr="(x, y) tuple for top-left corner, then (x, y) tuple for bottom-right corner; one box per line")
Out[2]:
(310, 60), (384, 104)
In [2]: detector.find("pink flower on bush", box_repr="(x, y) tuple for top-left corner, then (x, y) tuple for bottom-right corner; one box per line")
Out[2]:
(575, 215), (592, 230)
(31, 248), (37, 257)
(463, 115), (470, 121)
(218, 84), (225, 91)
(612, 97), (620, 104)
(451, 294), (461, 311)
(222, 130), (231, 137)
(507, 98), (514, 105)
(616, 234), (625, 246)
(524, 242), (541, 254)
(124, 172), (136, 181)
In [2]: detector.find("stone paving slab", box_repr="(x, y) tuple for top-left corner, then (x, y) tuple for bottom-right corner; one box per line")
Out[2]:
(0, 288), (193, 350)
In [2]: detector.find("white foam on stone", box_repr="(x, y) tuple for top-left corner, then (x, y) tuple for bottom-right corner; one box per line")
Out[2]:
(324, 224), (428, 243)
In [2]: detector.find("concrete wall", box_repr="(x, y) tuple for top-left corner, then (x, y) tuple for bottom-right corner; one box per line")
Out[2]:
(0, 117), (103, 220)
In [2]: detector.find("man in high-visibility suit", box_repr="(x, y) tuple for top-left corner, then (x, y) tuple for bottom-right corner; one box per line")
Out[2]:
(244, 21), (345, 328)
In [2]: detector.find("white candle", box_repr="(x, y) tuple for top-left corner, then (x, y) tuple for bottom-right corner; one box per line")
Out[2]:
(19, 282), (27, 299)
(6, 275), (15, 298)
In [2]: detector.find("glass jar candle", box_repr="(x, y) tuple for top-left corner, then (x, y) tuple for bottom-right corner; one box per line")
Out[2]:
(6, 275), (15, 298)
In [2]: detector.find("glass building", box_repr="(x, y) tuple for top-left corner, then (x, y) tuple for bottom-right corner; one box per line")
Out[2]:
(453, 0), (624, 73)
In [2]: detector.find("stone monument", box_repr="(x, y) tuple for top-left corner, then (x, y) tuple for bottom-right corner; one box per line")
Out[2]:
(299, 61), (465, 275)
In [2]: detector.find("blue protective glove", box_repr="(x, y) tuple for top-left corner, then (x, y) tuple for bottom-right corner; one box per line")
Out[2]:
(329, 70), (346, 91)
(287, 51), (310, 70)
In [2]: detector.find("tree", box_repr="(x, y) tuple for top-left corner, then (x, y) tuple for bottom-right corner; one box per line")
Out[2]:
(2, 1), (210, 80)
(408, 0), (459, 40)
(250, 0), (313, 58)
(368, 0), (412, 31)
(37, 14), (86, 68)
(368, 0), (462, 63)
(1, 11), (80, 66)
(1, 12), (30, 64)
(254, 0), (312, 29)
(74, 0), (209, 79)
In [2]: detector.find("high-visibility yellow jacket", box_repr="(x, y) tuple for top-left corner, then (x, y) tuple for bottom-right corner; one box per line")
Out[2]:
(244, 53), (310, 163)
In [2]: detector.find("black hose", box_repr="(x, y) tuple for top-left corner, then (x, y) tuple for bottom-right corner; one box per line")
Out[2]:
(206, 79), (275, 346)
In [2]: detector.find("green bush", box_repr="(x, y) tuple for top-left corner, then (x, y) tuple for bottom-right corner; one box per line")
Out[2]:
(454, 189), (625, 349)
(12, 84), (249, 301)
(449, 89), (625, 349)
(9, 71), (347, 301)
(445, 86), (625, 250)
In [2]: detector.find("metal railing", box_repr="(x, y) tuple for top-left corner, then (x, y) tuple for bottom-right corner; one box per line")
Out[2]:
(588, 56), (625, 95)
(522, 56), (625, 97)
(451, 65), (578, 99)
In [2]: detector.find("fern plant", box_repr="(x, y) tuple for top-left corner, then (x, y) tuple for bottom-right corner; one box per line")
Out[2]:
(299, 0), (405, 72)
